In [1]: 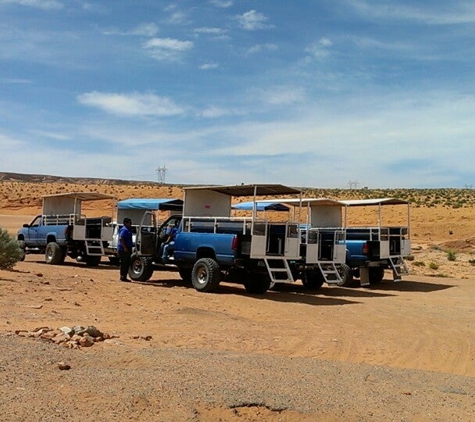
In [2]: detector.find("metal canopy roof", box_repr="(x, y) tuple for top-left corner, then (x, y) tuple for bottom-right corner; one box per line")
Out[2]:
(340, 198), (409, 207)
(117, 198), (183, 211)
(232, 201), (290, 211)
(251, 197), (345, 207)
(42, 192), (115, 201)
(183, 184), (301, 197)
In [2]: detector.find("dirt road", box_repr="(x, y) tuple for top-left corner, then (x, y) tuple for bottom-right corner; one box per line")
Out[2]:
(1, 251), (474, 421)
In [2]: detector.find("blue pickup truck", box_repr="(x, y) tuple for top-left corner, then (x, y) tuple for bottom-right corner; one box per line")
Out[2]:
(128, 184), (306, 294)
(17, 192), (115, 266)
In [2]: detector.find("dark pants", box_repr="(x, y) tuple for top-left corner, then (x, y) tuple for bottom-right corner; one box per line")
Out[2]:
(118, 250), (131, 280)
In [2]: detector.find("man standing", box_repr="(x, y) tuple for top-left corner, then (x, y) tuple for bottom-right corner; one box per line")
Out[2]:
(118, 218), (133, 282)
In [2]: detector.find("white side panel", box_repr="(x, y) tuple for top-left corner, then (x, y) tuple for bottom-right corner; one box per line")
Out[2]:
(101, 226), (114, 241)
(43, 196), (78, 215)
(306, 243), (319, 264)
(73, 224), (86, 240)
(333, 244), (346, 263)
(285, 224), (300, 259)
(401, 239), (411, 256)
(380, 240), (390, 258)
(117, 209), (152, 225)
(310, 206), (341, 227)
(250, 222), (267, 258)
(184, 190), (231, 217)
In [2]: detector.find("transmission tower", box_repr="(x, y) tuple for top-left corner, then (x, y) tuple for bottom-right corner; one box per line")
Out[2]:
(156, 165), (167, 184)
(347, 180), (359, 189)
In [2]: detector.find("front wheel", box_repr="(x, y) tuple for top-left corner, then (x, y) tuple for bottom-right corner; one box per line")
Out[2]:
(45, 242), (63, 265)
(191, 258), (221, 292)
(336, 263), (355, 287)
(129, 254), (154, 282)
(18, 240), (26, 261)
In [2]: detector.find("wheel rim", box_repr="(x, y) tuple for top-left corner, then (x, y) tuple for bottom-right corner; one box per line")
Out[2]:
(196, 265), (208, 285)
(132, 259), (143, 276)
(46, 246), (53, 260)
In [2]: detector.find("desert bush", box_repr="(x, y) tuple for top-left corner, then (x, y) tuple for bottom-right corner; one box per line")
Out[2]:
(429, 262), (439, 270)
(412, 261), (425, 267)
(446, 250), (456, 261)
(469, 259), (475, 266)
(0, 227), (23, 270)
(405, 254), (415, 261)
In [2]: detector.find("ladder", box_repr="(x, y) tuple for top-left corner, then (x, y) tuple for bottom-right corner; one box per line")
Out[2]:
(264, 258), (294, 284)
(317, 262), (342, 284)
(389, 256), (409, 281)
(84, 240), (104, 256)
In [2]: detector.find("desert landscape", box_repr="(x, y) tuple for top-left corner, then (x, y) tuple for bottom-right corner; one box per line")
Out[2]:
(1, 173), (475, 421)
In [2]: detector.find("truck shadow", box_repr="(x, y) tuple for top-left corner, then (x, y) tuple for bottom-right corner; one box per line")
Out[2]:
(359, 279), (455, 293)
(270, 283), (395, 299)
(139, 279), (372, 306)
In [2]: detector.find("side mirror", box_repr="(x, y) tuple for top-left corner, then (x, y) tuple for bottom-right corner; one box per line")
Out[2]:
(23, 223), (29, 228)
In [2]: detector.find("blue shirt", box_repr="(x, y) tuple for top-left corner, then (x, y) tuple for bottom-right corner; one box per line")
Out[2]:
(118, 225), (133, 251)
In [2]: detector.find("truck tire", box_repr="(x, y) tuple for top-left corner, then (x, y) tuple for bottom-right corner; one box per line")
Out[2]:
(301, 270), (324, 290)
(191, 258), (221, 292)
(85, 255), (101, 267)
(244, 273), (271, 294)
(129, 254), (154, 282)
(336, 263), (354, 287)
(369, 267), (385, 284)
(45, 242), (63, 265)
(178, 268), (192, 284)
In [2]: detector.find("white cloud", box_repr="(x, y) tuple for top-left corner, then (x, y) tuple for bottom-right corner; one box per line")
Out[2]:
(247, 43), (278, 55)
(1, 0), (63, 9)
(103, 23), (159, 37)
(237, 10), (273, 30)
(77, 92), (185, 117)
(199, 62), (219, 70)
(143, 37), (193, 61)
(194, 27), (227, 35)
(259, 86), (306, 106)
(210, 0), (233, 8)
(346, 0), (475, 25)
(305, 38), (333, 60)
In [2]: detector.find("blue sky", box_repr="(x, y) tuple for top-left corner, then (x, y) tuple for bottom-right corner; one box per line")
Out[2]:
(1, 0), (474, 188)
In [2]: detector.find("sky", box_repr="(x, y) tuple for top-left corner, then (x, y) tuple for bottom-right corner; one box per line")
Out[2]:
(1, 0), (475, 189)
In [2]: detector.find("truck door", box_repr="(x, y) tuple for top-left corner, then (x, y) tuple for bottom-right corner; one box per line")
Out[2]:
(26, 216), (42, 247)
(135, 211), (157, 256)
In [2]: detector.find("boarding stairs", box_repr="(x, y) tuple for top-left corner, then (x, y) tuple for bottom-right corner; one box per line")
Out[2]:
(389, 256), (409, 281)
(264, 258), (294, 284)
(85, 240), (104, 256)
(317, 262), (342, 285)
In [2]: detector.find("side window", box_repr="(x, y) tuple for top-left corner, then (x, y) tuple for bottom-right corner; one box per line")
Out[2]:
(30, 216), (41, 227)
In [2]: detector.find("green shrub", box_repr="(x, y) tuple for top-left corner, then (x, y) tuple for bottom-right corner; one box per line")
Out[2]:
(413, 261), (425, 267)
(406, 254), (415, 261)
(0, 227), (23, 270)
(446, 250), (456, 261)
(429, 262), (439, 270)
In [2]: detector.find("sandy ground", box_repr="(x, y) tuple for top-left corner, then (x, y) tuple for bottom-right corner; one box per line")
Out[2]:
(1, 183), (475, 421)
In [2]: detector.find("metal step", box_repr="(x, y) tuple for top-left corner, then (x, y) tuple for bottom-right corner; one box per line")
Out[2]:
(264, 258), (294, 283)
(317, 262), (342, 284)
(389, 256), (409, 281)
(85, 240), (104, 256)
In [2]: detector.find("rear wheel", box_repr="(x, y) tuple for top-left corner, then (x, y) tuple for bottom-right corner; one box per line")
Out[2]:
(301, 270), (324, 290)
(244, 272), (271, 294)
(336, 263), (354, 287)
(369, 266), (385, 284)
(45, 242), (63, 265)
(85, 255), (101, 267)
(191, 258), (221, 292)
(129, 254), (154, 282)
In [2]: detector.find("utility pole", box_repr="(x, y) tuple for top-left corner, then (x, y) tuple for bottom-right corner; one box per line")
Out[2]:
(156, 165), (167, 184)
